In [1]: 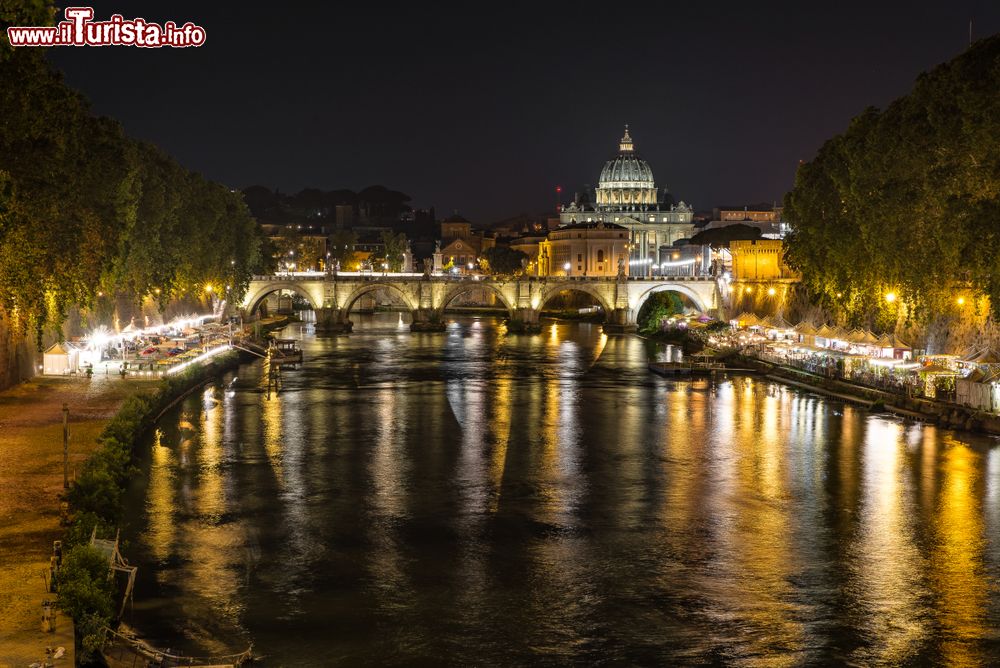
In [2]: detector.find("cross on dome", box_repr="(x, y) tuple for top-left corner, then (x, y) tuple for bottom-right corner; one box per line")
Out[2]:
(619, 124), (634, 152)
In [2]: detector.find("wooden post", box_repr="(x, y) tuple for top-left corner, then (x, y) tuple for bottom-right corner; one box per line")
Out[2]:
(62, 403), (69, 489)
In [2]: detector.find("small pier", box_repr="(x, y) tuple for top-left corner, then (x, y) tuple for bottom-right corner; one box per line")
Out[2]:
(648, 361), (757, 377)
(648, 361), (727, 377)
(270, 338), (303, 365)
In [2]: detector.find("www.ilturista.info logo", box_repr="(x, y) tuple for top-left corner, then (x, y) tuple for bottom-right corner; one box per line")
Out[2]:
(6, 7), (206, 48)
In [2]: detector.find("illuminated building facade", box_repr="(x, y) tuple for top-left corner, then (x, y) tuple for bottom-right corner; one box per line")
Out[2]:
(730, 239), (796, 280)
(559, 126), (696, 275)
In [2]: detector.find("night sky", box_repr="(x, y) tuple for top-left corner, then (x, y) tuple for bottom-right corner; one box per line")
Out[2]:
(48, 1), (1000, 222)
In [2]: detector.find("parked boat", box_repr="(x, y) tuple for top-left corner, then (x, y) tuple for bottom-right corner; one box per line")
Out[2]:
(102, 624), (253, 668)
(269, 338), (303, 365)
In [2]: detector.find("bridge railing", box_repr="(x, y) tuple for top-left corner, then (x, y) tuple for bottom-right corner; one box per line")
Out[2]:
(250, 273), (717, 283)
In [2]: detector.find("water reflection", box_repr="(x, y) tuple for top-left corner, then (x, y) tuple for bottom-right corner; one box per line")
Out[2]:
(122, 314), (1000, 665)
(850, 418), (926, 665)
(933, 439), (988, 667)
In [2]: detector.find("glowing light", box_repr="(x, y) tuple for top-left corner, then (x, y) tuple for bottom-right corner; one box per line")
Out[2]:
(744, 287), (752, 294)
(836, 292), (842, 298)
(204, 284), (214, 293)
(885, 291), (897, 303)
(563, 262), (571, 272)
(89, 326), (111, 351)
(957, 296), (966, 306)
(166, 344), (231, 375)
(768, 287), (777, 296)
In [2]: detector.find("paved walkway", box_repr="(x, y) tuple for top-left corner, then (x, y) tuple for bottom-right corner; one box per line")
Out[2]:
(0, 375), (149, 667)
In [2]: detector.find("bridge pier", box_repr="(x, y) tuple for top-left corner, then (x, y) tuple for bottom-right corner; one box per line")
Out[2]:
(602, 308), (637, 335)
(507, 308), (542, 334)
(315, 307), (353, 334)
(410, 308), (446, 332)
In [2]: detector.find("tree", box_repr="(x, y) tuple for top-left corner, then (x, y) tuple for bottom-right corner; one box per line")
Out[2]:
(56, 544), (114, 661)
(0, 46), (264, 343)
(380, 230), (407, 272)
(637, 292), (684, 334)
(784, 34), (1000, 324)
(329, 228), (357, 269)
(482, 246), (529, 276)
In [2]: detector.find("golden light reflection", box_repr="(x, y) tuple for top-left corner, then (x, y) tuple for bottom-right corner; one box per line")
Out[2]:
(850, 418), (925, 665)
(145, 429), (176, 563)
(591, 332), (608, 367)
(261, 386), (285, 489)
(198, 387), (224, 520)
(714, 378), (805, 661)
(175, 397), (247, 632)
(931, 440), (987, 667)
(539, 379), (562, 520)
(659, 382), (696, 535)
(488, 378), (512, 513)
(371, 387), (405, 519)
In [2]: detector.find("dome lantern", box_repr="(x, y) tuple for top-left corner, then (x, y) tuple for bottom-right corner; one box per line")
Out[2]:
(619, 124), (633, 153)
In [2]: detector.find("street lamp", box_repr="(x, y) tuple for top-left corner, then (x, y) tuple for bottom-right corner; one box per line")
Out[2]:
(563, 262), (571, 275)
(885, 291), (897, 303)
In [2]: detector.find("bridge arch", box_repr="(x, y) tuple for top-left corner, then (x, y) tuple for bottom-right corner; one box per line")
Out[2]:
(632, 283), (710, 315)
(536, 283), (614, 316)
(438, 282), (514, 316)
(342, 282), (418, 313)
(244, 282), (321, 314)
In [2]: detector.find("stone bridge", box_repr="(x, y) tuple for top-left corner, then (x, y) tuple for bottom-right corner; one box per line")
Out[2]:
(241, 272), (722, 334)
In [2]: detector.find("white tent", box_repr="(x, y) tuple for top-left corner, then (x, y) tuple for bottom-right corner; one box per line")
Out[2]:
(43, 343), (79, 375)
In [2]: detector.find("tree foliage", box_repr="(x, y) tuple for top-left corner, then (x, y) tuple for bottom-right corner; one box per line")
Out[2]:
(0, 45), (265, 342)
(380, 230), (408, 272)
(329, 228), (358, 269)
(637, 292), (684, 334)
(56, 544), (114, 660)
(784, 36), (1000, 327)
(482, 246), (528, 275)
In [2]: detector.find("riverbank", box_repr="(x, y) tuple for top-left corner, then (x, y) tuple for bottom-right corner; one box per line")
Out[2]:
(0, 316), (290, 666)
(740, 356), (1000, 435)
(0, 375), (147, 667)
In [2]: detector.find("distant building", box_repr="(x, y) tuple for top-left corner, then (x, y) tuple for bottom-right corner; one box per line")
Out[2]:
(259, 221), (330, 271)
(705, 205), (789, 239)
(536, 221), (631, 277)
(558, 126), (697, 275)
(509, 233), (549, 276)
(730, 239), (796, 280)
(441, 213), (473, 243)
(438, 213), (495, 273)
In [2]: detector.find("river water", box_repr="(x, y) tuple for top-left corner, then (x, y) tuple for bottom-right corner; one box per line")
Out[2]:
(122, 314), (1000, 666)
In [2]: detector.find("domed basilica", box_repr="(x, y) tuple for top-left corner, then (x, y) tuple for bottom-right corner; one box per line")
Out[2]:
(559, 126), (696, 274)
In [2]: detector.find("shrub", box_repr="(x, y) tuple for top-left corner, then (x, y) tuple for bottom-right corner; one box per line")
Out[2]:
(56, 545), (114, 660)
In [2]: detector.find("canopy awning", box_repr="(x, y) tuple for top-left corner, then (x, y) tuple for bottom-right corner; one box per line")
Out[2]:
(795, 322), (818, 336)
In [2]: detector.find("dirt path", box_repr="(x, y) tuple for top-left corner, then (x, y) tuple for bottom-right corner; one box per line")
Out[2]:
(0, 375), (153, 667)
